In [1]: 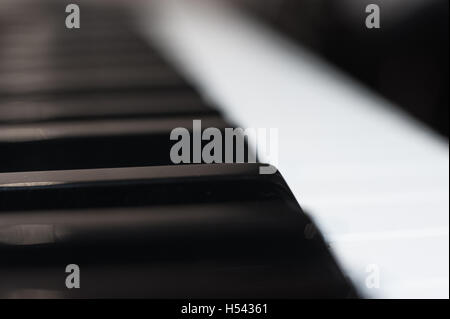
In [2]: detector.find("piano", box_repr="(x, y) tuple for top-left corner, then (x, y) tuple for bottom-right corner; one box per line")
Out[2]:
(0, 0), (448, 299)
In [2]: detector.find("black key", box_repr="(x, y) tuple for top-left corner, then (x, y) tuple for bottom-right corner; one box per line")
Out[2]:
(0, 164), (356, 298)
(0, 26), (142, 47)
(0, 51), (164, 73)
(0, 65), (189, 96)
(0, 37), (158, 60)
(0, 116), (232, 172)
(0, 91), (217, 124)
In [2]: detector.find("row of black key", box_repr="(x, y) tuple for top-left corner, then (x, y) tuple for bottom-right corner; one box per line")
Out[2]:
(0, 0), (356, 298)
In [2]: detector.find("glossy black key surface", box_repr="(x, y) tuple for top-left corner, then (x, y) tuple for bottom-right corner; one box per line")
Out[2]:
(0, 164), (356, 298)
(0, 35), (158, 59)
(0, 65), (189, 96)
(0, 91), (217, 124)
(0, 51), (165, 73)
(0, 116), (232, 172)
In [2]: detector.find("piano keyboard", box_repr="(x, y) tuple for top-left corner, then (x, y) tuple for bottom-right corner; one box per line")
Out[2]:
(0, 1), (355, 298)
(147, 0), (449, 299)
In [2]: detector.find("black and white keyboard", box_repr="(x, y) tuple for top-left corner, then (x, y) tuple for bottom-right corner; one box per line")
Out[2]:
(1, 0), (448, 299)
(0, 0), (357, 298)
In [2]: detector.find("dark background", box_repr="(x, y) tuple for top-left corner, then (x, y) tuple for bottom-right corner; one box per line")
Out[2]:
(233, 0), (449, 137)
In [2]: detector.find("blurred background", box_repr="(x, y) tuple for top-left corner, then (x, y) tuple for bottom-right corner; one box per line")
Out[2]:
(233, 0), (449, 137)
